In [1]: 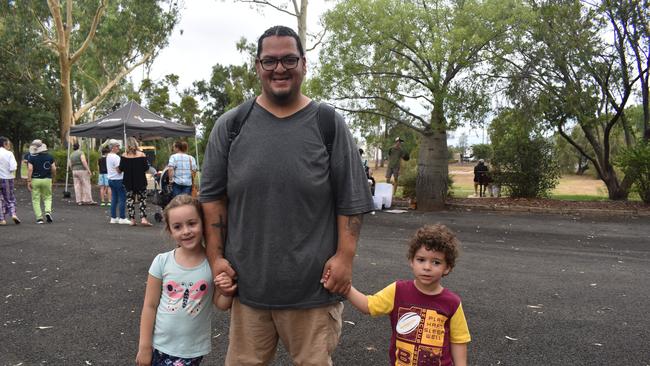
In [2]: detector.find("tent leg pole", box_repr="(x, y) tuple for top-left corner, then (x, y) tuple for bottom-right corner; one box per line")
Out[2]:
(194, 135), (200, 188)
(194, 136), (200, 169)
(64, 132), (71, 197)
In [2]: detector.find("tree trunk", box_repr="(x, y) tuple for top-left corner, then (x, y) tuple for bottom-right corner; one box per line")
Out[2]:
(59, 60), (73, 144)
(297, 0), (308, 49)
(416, 128), (448, 211)
(600, 164), (630, 200)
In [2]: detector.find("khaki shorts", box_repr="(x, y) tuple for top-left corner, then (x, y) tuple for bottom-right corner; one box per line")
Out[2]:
(385, 166), (400, 179)
(225, 298), (344, 366)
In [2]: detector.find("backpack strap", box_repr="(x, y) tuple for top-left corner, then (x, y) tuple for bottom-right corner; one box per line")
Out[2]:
(226, 99), (337, 157)
(317, 102), (336, 156)
(227, 97), (257, 148)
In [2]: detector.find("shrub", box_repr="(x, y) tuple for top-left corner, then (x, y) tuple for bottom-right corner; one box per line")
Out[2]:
(471, 143), (493, 161)
(489, 108), (561, 198)
(492, 136), (560, 198)
(51, 148), (100, 184)
(399, 159), (418, 199)
(617, 141), (650, 204)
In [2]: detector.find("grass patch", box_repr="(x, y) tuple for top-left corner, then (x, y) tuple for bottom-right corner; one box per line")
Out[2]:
(451, 187), (475, 198)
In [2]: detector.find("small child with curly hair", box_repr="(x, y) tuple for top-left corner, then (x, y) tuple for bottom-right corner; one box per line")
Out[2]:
(344, 224), (471, 366)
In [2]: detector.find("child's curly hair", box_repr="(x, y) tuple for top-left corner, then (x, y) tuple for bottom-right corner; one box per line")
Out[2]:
(407, 224), (460, 270)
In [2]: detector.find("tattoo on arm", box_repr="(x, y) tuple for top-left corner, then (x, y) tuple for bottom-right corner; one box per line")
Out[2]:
(211, 214), (227, 247)
(346, 215), (363, 238)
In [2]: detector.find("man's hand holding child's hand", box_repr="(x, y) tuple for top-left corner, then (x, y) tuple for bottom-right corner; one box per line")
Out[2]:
(214, 272), (237, 296)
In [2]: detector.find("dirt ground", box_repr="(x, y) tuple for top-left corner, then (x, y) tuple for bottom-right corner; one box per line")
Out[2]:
(372, 163), (608, 197)
(447, 163), (608, 196)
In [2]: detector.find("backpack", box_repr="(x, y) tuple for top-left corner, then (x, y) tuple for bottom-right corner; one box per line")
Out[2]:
(226, 97), (336, 156)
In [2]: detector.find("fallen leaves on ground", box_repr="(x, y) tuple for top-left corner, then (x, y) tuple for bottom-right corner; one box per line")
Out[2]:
(448, 197), (649, 213)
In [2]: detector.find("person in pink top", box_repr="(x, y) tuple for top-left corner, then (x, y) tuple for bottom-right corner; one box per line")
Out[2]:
(343, 224), (471, 366)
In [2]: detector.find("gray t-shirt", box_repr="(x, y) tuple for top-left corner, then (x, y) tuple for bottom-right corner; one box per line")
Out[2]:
(200, 101), (374, 309)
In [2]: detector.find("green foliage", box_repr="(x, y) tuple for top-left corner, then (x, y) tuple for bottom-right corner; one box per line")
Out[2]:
(317, 0), (519, 208)
(318, 0), (516, 133)
(494, 0), (649, 199)
(50, 148), (99, 184)
(490, 109), (561, 198)
(399, 159), (418, 199)
(194, 39), (260, 152)
(471, 144), (493, 161)
(616, 141), (650, 203)
(0, 2), (59, 162)
(51, 150), (69, 183)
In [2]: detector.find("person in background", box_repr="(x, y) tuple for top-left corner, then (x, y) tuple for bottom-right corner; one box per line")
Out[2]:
(106, 140), (130, 225)
(68, 142), (96, 205)
(23, 151), (31, 172)
(167, 141), (196, 199)
(386, 137), (409, 195)
(26, 139), (56, 224)
(97, 146), (112, 206)
(0, 136), (20, 225)
(473, 159), (489, 197)
(360, 148), (376, 195)
(118, 137), (152, 227)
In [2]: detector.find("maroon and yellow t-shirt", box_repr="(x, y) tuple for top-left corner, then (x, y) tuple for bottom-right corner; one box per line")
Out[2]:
(367, 280), (471, 366)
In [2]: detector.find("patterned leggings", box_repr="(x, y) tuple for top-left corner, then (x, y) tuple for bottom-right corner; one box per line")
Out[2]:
(126, 189), (147, 220)
(152, 349), (203, 365)
(0, 178), (17, 221)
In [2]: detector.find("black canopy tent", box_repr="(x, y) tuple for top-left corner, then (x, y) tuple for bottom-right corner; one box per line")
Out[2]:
(69, 100), (195, 140)
(65, 101), (199, 196)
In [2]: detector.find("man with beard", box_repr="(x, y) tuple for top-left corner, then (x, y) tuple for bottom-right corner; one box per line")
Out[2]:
(199, 26), (374, 365)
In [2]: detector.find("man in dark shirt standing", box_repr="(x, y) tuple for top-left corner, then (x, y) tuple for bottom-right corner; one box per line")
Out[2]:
(473, 159), (489, 197)
(200, 26), (374, 365)
(386, 137), (409, 195)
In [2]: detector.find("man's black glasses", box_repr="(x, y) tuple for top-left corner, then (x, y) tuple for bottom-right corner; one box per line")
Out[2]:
(258, 56), (301, 71)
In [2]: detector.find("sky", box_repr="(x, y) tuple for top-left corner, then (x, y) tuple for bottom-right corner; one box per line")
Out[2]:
(137, 0), (332, 92)
(136, 0), (483, 146)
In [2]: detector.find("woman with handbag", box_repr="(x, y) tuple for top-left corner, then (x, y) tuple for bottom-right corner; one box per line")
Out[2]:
(167, 140), (196, 199)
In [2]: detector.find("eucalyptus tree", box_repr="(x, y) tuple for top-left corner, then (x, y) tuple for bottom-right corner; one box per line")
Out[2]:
(34, 0), (180, 143)
(0, 2), (59, 172)
(495, 0), (648, 199)
(231, 0), (319, 51)
(316, 0), (517, 209)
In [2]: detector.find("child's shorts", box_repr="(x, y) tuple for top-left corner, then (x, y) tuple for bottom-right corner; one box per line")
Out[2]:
(98, 174), (109, 186)
(152, 349), (203, 365)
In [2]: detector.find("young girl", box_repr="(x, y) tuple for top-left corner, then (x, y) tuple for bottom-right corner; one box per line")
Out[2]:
(136, 194), (235, 366)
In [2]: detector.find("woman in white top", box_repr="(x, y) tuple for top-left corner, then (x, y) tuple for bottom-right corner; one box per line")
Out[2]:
(106, 140), (130, 224)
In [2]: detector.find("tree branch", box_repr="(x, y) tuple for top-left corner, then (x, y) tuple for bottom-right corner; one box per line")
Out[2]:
(557, 124), (604, 179)
(73, 51), (153, 121)
(237, 0), (297, 17)
(70, 0), (107, 64)
(46, 0), (66, 54)
(334, 104), (427, 135)
(306, 27), (328, 52)
(332, 94), (428, 128)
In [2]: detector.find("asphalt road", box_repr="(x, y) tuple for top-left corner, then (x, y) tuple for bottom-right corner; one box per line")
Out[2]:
(1, 185), (649, 366)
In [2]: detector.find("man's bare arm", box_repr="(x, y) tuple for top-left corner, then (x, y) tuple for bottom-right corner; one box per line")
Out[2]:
(202, 198), (237, 295)
(322, 214), (363, 294)
(202, 198), (229, 266)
